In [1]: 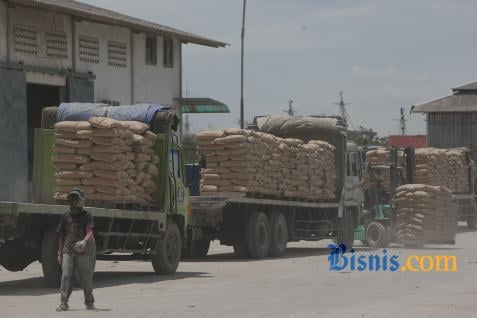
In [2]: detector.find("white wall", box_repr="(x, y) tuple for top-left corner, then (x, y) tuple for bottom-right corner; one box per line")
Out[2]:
(74, 20), (131, 104)
(7, 6), (73, 70)
(133, 33), (181, 107)
(0, 2), (6, 62)
(2, 5), (182, 109)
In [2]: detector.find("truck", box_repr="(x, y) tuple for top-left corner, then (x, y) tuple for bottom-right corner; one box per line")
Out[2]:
(185, 116), (364, 258)
(0, 105), (189, 286)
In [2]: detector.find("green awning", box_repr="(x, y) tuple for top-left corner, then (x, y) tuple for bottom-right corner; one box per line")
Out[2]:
(178, 98), (230, 113)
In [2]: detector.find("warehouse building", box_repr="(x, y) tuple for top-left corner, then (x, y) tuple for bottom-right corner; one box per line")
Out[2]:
(412, 81), (477, 160)
(0, 0), (227, 202)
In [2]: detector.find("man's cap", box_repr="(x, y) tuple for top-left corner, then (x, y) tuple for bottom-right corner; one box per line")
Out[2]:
(67, 188), (84, 200)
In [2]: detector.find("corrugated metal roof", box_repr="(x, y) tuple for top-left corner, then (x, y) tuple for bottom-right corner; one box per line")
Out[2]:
(10, 0), (228, 48)
(413, 94), (477, 113)
(453, 81), (477, 91)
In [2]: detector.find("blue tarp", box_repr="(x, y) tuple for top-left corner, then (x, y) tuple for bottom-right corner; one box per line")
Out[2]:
(56, 103), (173, 125)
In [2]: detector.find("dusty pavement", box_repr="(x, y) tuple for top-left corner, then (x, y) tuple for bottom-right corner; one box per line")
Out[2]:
(1, 225), (477, 318)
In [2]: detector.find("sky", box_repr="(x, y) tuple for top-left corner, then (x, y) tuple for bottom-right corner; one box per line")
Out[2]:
(81, 0), (477, 136)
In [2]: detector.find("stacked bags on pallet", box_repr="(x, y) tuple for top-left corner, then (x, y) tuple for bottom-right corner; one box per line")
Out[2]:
(362, 148), (405, 191)
(395, 184), (457, 245)
(52, 117), (158, 204)
(415, 148), (471, 193)
(197, 128), (337, 201)
(363, 147), (472, 194)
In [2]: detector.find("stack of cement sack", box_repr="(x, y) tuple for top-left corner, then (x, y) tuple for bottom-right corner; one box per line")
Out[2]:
(395, 184), (457, 245)
(52, 117), (158, 205)
(415, 148), (471, 193)
(363, 147), (472, 194)
(362, 148), (405, 191)
(197, 128), (336, 200)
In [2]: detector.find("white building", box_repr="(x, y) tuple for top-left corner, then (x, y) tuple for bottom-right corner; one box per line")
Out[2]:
(0, 0), (227, 202)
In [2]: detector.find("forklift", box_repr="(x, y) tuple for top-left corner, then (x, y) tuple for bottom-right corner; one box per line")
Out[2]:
(355, 147), (416, 247)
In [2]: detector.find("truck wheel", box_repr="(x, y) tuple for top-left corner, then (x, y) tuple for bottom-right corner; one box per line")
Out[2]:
(268, 212), (288, 257)
(336, 209), (354, 250)
(366, 221), (389, 248)
(246, 211), (270, 259)
(151, 223), (181, 274)
(233, 244), (249, 258)
(41, 226), (62, 287)
(187, 240), (211, 258)
(467, 216), (476, 229)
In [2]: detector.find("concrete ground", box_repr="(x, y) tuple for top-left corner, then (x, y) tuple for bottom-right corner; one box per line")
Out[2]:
(1, 225), (477, 318)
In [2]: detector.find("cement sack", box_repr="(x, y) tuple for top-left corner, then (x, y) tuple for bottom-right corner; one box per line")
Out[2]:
(55, 138), (93, 149)
(89, 117), (125, 129)
(54, 121), (91, 132)
(120, 121), (150, 134)
(52, 154), (90, 164)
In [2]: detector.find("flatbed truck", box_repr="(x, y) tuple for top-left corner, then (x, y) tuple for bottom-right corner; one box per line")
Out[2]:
(185, 117), (363, 258)
(0, 106), (188, 286)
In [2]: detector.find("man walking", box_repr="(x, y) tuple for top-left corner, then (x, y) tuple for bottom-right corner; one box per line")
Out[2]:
(56, 189), (96, 311)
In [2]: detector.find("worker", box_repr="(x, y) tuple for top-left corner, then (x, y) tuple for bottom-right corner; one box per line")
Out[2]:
(375, 179), (389, 204)
(56, 189), (96, 311)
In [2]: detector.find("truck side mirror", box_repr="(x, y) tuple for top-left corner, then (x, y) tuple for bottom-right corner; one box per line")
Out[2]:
(199, 154), (206, 169)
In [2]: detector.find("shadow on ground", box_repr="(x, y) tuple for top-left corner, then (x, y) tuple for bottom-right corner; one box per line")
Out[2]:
(183, 246), (339, 263)
(0, 270), (211, 297)
(457, 225), (477, 234)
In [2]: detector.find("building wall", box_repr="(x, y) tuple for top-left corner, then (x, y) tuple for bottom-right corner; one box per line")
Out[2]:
(133, 33), (181, 107)
(7, 6), (73, 70)
(74, 20), (132, 104)
(1, 5), (182, 108)
(427, 112), (477, 160)
(0, 2), (7, 61)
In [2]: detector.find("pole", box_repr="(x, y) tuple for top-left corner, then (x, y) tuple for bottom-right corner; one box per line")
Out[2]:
(400, 107), (406, 135)
(240, 0), (246, 129)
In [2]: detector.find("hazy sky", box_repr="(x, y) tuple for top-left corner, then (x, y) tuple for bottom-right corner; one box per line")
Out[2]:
(81, 0), (477, 136)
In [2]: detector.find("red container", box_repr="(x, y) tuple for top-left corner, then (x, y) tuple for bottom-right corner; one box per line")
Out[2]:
(388, 135), (427, 148)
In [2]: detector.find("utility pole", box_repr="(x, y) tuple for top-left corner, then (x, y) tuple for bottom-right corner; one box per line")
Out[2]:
(240, 0), (247, 129)
(334, 91), (351, 128)
(399, 107), (406, 135)
(283, 100), (295, 116)
(184, 115), (191, 137)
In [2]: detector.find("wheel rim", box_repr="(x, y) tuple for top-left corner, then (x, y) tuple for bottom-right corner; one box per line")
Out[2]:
(368, 224), (380, 243)
(276, 217), (286, 249)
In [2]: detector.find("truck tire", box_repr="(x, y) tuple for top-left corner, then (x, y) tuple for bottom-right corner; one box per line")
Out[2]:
(268, 212), (288, 257)
(246, 211), (270, 259)
(41, 226), (62, 287)
(336, 209), (354, 250)
(151, 223), (181, 274)
(187, 240), (211, 258)
(366, 221), (389, 248)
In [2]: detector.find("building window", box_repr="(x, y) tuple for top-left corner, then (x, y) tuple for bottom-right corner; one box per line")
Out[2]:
(108, 41), (127, 68)
(46, 31), (68, 59)
(79, 36), (100, 64)
(145, 35), (157, 65)
(163, 37), (173, 68)
(13, 24), (38, 55)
